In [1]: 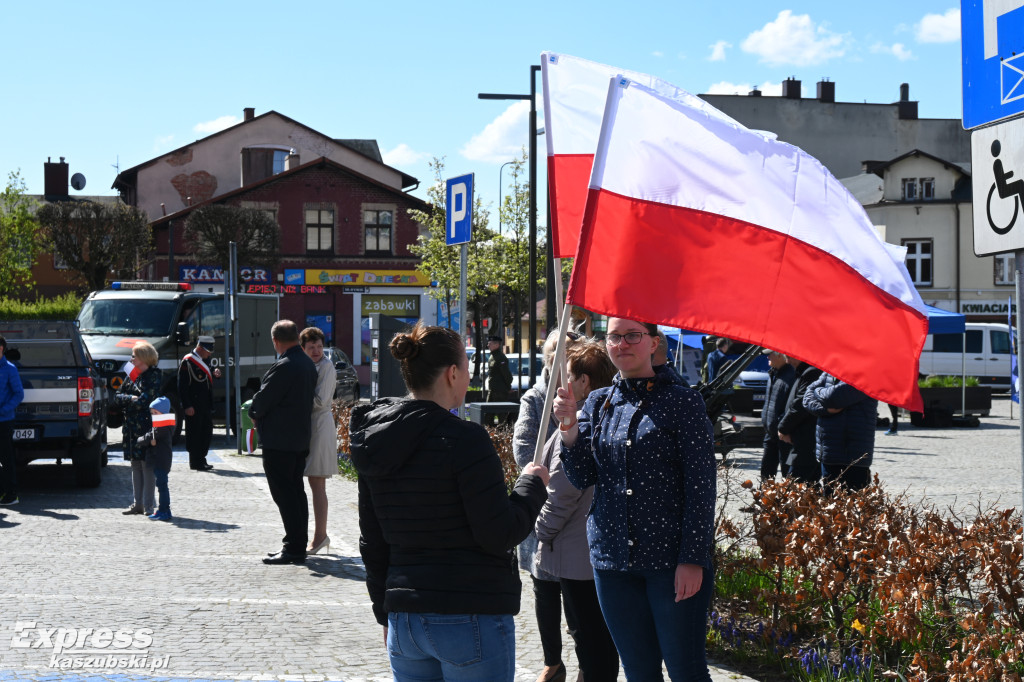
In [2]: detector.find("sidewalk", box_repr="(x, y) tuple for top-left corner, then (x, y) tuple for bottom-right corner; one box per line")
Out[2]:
(0, 436), (757, 682)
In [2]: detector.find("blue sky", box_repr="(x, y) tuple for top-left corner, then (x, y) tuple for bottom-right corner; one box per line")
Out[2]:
(2, 1), (962, 216)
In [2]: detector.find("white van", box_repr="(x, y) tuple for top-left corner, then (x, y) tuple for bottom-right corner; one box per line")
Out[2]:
(918, 323), (1013, 389)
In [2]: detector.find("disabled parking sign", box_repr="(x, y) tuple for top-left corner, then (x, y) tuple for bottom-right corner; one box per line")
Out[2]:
(973, 118), (1024, 254)
(962, 0), (1024, 129)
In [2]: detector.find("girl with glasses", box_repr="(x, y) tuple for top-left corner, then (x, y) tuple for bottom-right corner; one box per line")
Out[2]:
(552, 318), (716, 681)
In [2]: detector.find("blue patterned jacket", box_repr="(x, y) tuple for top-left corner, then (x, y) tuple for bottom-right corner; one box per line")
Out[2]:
(560, 366), (716, 571)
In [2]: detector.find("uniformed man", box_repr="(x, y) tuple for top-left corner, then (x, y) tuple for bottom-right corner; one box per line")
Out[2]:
(177, 335), (221, 471)
(486, 335), (513, 402)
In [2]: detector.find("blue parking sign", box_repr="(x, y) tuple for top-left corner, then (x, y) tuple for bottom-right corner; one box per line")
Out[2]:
(962, 0), (1024, 129)
(445, 173), (474, 245)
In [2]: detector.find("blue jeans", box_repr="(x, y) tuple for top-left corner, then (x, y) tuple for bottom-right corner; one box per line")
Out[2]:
(594, 566), (713, 682)
(386, 612), (515, 682)
(153, 468), (170, 514)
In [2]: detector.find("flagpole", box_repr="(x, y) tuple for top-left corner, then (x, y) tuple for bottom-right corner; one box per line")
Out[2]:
(534, 295), (574, 465)
(1015, 251), (1024, 515)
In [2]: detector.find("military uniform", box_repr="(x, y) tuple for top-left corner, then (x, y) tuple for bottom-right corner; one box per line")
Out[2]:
(486, 346), (513, 402)
(178, 336), (216, 470)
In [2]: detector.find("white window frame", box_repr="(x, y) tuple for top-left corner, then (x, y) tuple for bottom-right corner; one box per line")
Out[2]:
(921, 177), (935, 200)
(902, 178), (917, 201)
(903, 238), (933, 287)
(995, 253), (1015, 286)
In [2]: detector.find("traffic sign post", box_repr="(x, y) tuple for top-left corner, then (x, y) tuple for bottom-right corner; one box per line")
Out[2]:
(446, 174), (474, 417)
(962, 0), (1024, 129)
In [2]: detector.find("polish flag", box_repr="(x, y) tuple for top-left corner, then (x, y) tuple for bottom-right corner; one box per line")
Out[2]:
(151, 413), (175, 428)
(541, 52), (740, 258)
(122, 360), (141, 383)
(569, 77), (928, 410)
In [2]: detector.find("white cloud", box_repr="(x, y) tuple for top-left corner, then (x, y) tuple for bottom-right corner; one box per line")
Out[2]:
(193, 115), (241, 134)
(871, 42), (915, 61)
(741, 10), (847, 66)
(652, 51), (664, 58)
(708, 40), (731, 62)
(916, 8), (960, 43)
(705, 80), (782, 97)
(460, 100), (530, 163)
(382, 143), (427, 168)
(153, 134), (175, 152)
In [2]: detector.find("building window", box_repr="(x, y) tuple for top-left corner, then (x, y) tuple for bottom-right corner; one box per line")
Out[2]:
(305, 208), (334, 254)
(364, 209), (393, 255)
(921, 177), (935, 200)
(902, 178), (917, 201)
(995, 253), (1015, 286)
(903, 239), (932, 286)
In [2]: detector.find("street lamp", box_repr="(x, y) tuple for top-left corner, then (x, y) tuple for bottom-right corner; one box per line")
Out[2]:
(498, 160), (515, 350)
(479, 64), (541, 387)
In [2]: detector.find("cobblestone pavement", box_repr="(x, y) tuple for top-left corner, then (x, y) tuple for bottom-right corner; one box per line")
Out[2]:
(2, 396), (1021, 682)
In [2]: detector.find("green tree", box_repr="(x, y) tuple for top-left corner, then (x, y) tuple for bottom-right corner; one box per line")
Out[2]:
(37, 200), (152, 292)
(0, 171), (44, 296)
(182, 204), (281, 282)
(409, 158), (499, 357)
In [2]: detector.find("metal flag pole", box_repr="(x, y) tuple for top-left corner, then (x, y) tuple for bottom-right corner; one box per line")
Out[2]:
(533, 289), (573, 466)
(1016, 250), (1024, 514)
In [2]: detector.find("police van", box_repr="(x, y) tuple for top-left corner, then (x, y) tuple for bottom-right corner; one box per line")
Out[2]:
(917, 322), (1013, 389)
(76, 282), (279, 432)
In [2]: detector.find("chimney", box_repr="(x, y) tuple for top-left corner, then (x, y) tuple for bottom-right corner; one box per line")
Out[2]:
(816, 78), (835, 103)
(748, 86), (762, 97)
(285, 149), (301, 171)
(44, 156), (69, 200)
(243, 107), (255, 122)
(895, 83), (918, 120)
(782, 77), (801, 99)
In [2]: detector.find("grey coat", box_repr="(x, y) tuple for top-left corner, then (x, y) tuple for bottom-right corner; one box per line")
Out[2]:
(534, 419), (595, 582)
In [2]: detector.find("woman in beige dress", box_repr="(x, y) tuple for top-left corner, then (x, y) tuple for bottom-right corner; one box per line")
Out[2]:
(300, 327), (338, 554)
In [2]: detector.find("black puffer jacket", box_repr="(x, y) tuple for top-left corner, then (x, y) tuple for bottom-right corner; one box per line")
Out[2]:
(802, 373), (877, 468)
(350, 397), (547, 626)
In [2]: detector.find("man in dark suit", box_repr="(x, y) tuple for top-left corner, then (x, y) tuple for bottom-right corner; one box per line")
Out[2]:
(248, 320), (317, 565)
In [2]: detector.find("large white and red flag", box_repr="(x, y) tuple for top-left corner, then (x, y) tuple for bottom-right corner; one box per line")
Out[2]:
(569, 76), (928, 410)
(541, 51), (740, 258)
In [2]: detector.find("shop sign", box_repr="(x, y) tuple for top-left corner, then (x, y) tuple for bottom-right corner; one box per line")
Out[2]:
(960, 300), (1017, 315)
(286, 268), (430, 287)
(179, 265), (270, 283)
(244, 284), (328, 295)
(361, 294), (420, 316)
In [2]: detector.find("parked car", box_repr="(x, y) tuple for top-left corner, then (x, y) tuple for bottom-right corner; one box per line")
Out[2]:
(324, 347), (360, 403)
(506, 353), (545, 396)
(0, 320), (109, 487)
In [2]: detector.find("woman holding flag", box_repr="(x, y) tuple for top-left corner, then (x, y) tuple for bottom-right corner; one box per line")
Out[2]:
(553, 318), (716, 682)
(116, 341), (164, 516)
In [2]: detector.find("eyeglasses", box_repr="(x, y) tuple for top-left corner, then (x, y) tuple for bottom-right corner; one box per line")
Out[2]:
(605, 331), (651, 346)
(566, 331), (581, 341)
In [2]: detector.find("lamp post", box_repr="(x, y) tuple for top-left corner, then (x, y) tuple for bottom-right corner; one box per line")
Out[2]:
(479, 64), (541, 386)
(498, 160), (514, 349)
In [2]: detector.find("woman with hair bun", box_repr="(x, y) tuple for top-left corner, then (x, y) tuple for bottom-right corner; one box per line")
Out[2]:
(350, 322), (550, 682)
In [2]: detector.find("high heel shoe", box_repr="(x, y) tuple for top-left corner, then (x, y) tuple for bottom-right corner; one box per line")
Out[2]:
(308, 536), (330, 555)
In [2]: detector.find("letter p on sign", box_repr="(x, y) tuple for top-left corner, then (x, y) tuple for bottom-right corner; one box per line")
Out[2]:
(445, 173), (474, 245)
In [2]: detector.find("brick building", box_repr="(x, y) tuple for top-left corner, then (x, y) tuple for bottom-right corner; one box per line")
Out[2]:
(112, 109), (433, 385)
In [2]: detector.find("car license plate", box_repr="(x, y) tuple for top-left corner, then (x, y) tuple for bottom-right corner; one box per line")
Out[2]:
(754, 394), (765, 401)
(13, 428), (37, 441)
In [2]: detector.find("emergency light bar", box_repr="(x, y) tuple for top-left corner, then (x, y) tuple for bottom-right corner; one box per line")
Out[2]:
(111, 282), (192, 292)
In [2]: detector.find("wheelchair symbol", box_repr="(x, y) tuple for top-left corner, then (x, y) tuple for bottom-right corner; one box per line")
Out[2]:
(988, 139), (1024, 235)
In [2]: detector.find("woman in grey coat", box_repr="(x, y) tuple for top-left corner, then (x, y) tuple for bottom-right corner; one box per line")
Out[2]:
(535, 338), (619, 681)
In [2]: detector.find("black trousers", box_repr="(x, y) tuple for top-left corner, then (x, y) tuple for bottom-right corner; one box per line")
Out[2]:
(533, 575), (567, 666)
(0, 421), (15, 495)
(760, 433), (791, 481)
(185, 409), (213, 468)
(560, 577), (619, 682)
(262, 447), (309, 555)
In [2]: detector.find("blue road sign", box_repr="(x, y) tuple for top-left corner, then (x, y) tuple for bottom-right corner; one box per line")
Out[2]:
(445, 173), (474, 245)
(963, 0), (1024, 129)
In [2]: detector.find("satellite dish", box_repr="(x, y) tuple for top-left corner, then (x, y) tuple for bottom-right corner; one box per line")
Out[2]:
(70, 173), (86, 191)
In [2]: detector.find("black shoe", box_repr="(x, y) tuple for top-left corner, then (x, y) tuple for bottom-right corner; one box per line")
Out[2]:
(191, 463), (214, 471)
(0, 493), (19, 505)
(263, 552), (306, 565)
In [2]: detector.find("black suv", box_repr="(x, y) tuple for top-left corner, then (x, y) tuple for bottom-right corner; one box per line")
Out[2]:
(0, 320), (109, 487)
